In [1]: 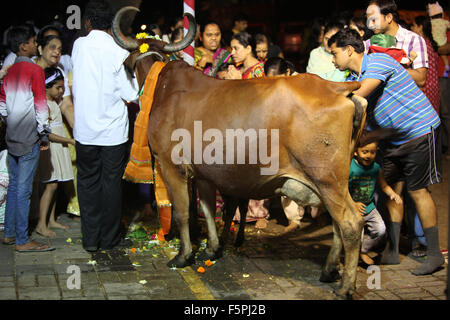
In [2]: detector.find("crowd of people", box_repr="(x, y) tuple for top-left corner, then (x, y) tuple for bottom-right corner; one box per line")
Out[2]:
(0, 0), (448, 278)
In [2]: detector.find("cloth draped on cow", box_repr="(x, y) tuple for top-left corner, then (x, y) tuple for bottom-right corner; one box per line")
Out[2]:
(123, 61), (172, 241)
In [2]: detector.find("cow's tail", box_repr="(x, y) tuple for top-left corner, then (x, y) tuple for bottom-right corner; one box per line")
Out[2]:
(326, 81), (368, 156)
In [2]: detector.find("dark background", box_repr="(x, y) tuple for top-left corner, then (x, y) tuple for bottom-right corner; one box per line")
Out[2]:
(1, 0), (449, 71)
(2, 0), (445, 31)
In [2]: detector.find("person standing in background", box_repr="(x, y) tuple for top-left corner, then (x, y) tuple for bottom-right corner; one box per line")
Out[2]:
(71, 0), (138, 252)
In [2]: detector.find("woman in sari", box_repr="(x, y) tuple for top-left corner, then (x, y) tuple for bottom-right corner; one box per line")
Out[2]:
(195, 21), (232, 78)
(227, 32), (265, 79)
(226, 32), (269, 228)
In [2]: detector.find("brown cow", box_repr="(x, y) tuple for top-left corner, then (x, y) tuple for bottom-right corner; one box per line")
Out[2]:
(113, 7), (367, 299)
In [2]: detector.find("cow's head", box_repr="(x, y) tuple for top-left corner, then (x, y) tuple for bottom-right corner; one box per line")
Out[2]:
(112, 6), (196, 89)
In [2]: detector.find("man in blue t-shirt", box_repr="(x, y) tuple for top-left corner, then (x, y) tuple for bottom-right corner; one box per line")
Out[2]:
(329, 28), (444, 275)
(349, 135), (402, 266)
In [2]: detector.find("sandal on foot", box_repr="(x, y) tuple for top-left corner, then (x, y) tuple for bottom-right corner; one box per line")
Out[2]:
(2, 238), (15, 245)
(15, 242), (55, 253)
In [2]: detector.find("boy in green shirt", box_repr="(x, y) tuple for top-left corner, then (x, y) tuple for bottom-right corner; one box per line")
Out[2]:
(349, 136), (402, 265)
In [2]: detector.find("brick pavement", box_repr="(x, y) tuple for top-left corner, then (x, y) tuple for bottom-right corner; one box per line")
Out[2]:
(0, 159), (447, 301)
(0, 213), (447, 301)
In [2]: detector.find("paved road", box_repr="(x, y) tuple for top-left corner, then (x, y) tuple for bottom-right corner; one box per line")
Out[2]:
(0, 159), (448, 302)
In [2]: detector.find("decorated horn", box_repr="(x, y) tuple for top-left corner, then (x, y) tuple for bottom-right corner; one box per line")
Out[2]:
(163, 13), (196, 53)
(112, 6), (140, 50)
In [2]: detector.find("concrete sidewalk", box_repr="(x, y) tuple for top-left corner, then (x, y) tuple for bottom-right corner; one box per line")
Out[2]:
(0, 158), (448, 301)
(0, 212), (447, 300)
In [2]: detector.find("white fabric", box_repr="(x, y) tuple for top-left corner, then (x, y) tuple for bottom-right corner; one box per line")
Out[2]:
(59, 54), (73, 74)
(2, 52), (17, 68)
(72, 30), (138, 146)
(59, 66), (71, 98)
(38, 100), (74, 183)
(0, 150), (9, 224)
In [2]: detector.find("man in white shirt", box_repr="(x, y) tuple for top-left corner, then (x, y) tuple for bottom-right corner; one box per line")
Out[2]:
(71, 0), (138, 252)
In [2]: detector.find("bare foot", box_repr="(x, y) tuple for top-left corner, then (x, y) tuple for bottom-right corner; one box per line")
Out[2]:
(48, 221), (69, 230)
(360, 253), (374, 265)
(35, 226), (57, 238)
(283, 221), (299, 234)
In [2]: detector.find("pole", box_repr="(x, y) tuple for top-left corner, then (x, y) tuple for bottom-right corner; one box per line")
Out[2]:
(183, 0), (195, 66)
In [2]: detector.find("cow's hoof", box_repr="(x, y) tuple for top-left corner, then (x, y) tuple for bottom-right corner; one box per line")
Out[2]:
(234, 236), (245, 247)
(319, 269), (341, 283)
(198, 247), (223, 261)
(333, 288), (354, 300)
(167, 253), (195, 268)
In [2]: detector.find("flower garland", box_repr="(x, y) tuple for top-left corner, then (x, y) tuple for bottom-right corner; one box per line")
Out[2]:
(136, 33), (162, 54)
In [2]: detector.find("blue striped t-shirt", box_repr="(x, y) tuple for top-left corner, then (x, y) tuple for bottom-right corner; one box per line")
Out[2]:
(347, 53), (440, 145)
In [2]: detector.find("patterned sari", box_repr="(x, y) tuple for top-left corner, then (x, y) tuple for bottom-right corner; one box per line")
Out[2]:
(195, 47), (232, 78)
(241, 62), (265, 79)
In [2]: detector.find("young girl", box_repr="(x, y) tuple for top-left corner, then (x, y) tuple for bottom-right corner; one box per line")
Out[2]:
(36, 67), (75, 238)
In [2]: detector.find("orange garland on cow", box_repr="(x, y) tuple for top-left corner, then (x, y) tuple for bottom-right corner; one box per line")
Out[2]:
(123, 61), (172, 241)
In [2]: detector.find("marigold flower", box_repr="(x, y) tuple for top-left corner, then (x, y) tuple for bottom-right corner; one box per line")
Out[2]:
(130, 248), (137, 254)
(205, 260), (213, 267)
(136, 32), (149, 39)
(139, 43), (149, 54)
(197, 267), (206, 273)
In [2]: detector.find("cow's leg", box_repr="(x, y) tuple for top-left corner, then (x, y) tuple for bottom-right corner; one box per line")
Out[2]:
(197, 179), (222, 260)
(280, 179), (344, 282)
(159, 164), (194, 268)
(320, 220), (343, 283)
(323, 191), (363, 300)
(220, 195), (238, 247)
(235, 199), (249, 247)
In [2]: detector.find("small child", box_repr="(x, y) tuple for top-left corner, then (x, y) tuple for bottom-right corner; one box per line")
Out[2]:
(349, 135), (403, 265)
(428, 2), (450, 77)
(36, 67), (75, 238)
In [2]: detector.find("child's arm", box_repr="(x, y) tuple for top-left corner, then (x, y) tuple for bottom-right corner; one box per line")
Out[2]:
(49, 133), (75, 145)
(377, 169), (403, 205)
(32, 67), (51, 150)
(0, 83), (7, 119)
(355, 202), (367, 215)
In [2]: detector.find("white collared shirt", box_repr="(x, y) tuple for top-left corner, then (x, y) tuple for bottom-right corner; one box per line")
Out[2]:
(72, 30), (138, 146)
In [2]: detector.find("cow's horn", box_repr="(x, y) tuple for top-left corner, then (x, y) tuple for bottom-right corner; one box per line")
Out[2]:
(112, 6), (140, 50)
(163, 13), (197, 53)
